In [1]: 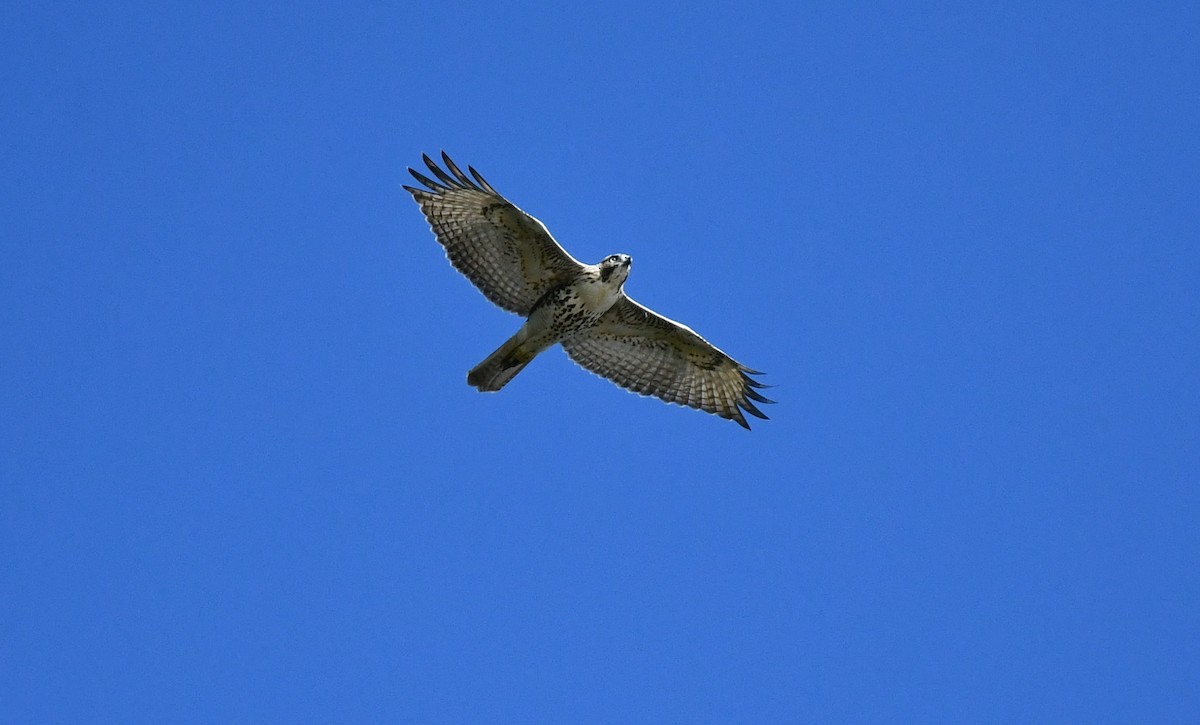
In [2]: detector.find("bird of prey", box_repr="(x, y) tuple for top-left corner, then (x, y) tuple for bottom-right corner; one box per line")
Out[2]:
(403, 152), (772, 429)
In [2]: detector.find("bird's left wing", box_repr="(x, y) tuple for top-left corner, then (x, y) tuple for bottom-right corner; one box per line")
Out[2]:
(561, 296), (772, 429)
(404, 152), (584, 315)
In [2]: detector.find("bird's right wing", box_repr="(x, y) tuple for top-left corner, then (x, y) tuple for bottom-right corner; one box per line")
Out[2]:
(561, 296), (772, 429)
(405, 152), (585, 315)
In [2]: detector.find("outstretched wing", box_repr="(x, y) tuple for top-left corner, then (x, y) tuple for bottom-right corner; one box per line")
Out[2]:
(404, 152), (585, 315)
(561, 296), (772, 429)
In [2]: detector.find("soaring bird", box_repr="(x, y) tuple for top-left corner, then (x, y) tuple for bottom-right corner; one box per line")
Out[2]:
(403, 152), (772, 429)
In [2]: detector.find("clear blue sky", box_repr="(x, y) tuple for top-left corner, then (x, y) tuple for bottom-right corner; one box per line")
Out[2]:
(3, 2), (1198, 722)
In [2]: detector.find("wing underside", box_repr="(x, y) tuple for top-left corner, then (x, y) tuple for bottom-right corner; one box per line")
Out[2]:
(404, 152), (583, 315)
(561, 296), (772, 428)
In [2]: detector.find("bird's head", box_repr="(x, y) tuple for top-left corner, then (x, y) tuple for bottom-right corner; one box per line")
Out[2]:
(599, 254), (632, 285)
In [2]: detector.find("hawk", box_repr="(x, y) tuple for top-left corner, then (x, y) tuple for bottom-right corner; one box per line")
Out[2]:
(403, 152), (773, 429)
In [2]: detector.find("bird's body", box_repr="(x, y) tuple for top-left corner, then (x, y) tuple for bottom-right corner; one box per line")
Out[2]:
(468, 257), (630, 391)
(403, 153), (772, 428)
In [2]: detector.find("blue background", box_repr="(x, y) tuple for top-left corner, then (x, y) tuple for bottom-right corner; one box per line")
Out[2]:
(3, 2), (1198, 721)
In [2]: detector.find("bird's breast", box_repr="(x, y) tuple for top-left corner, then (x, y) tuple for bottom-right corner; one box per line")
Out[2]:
(570, 278), (621, 312)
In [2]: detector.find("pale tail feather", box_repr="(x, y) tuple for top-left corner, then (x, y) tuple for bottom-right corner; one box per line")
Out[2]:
(467, 334), (538, 392)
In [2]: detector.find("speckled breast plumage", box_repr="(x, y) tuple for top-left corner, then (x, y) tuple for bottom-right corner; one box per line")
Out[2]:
(537, 282), (614, 339)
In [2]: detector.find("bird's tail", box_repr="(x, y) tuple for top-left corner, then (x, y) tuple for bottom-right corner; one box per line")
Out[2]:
(467, 333), (539, 392)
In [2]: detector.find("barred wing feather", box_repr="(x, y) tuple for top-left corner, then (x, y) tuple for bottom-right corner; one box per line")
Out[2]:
(403, 152), (583, 315)
(561, 296), (771, 429)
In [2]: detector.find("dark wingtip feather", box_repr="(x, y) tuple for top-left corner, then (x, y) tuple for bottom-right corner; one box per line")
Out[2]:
(745, 387), (774, 404)
(440, 151), (479, 190)
(740, 371), (772, 389)
(741, 398), (770, 420)
(407, 167), (447, 191)
(423, 153), (462, 188)
(468, 165), (497, 193)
